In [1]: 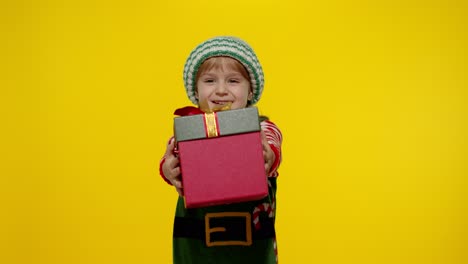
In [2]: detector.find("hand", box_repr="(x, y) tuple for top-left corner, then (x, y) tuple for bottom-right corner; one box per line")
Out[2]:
(162, 140), (183, 196)
(261, 130), (275, 176)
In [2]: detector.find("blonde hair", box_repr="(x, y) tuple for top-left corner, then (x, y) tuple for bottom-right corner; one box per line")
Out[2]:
(195, 57), (250, 84)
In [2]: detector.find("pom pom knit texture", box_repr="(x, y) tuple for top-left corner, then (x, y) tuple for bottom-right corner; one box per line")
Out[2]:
(183, 36), (264, 106)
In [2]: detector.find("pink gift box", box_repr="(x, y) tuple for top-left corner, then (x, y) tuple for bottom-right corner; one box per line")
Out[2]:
(174, 107), (267, 208)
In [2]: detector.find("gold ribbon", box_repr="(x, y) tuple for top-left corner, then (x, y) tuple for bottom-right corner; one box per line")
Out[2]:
(200, 102), (232, 138)
(204, 112), (218, 138)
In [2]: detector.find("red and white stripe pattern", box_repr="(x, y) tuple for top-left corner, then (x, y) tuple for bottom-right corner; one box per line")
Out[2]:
(261, 120), (283, 178)
(254, 119), (282, 263)
(273, 237), (278, 263)
(252, 200), (278, 263)
(252, 201), (275, 230)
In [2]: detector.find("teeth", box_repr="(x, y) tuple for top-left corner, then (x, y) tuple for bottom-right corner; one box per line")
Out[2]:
(214, 101), (230, 104)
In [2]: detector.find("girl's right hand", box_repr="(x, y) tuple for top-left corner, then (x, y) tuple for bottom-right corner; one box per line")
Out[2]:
(162, 140), (183, 196)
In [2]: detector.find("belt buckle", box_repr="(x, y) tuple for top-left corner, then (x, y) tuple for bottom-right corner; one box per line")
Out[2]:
(205, 212), (252, 247)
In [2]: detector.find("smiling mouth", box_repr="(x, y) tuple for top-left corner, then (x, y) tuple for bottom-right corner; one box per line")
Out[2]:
(212, 100), (233, 105)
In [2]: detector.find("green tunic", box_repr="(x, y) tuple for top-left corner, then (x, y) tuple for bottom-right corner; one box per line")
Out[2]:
(172, 178), (278, 264)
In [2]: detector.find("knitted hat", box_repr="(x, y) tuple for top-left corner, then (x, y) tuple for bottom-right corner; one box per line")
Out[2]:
(183, 36), (264, 106)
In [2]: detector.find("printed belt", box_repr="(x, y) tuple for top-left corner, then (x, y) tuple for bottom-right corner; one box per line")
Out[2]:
(173, 212), (275, 247)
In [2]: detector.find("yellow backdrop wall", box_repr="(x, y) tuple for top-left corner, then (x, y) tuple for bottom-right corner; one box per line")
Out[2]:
(1, 0), (466, 263)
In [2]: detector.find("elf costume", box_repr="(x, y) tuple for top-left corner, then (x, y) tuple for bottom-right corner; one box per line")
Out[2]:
(160, 36), (283, 264)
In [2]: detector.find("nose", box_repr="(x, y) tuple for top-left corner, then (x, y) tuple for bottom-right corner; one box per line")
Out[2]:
(215, 82), (228, 95)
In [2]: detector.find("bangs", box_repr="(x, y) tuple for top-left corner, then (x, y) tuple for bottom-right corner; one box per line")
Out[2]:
(196, 57), (250, 81)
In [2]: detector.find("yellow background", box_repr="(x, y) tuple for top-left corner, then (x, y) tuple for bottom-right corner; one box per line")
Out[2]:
(1, 0), (467, 263)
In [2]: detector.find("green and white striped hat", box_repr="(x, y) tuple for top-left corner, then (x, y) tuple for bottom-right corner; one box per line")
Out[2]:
(183, 36), (264, 106)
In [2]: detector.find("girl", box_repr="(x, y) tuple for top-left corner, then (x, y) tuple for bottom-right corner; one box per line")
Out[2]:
(160, 36), (282, 264)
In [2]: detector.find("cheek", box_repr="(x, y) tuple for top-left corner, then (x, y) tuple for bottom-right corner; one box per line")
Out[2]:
(196, 83), (208, 97)
(240, 85), (251, 100)
(197, 88), (209, 98)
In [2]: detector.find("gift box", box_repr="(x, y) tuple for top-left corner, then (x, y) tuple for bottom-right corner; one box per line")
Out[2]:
(174, 107), (267, 208)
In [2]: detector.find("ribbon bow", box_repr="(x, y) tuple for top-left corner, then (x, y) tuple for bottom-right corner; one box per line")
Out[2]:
(174, 102), (232, 138)
(174, 102), (232, 116)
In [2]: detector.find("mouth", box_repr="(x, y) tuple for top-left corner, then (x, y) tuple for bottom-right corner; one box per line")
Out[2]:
(212, 100), (233, 105)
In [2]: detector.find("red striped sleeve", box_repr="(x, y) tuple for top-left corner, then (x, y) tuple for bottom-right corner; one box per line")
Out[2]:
(261, 120), (283, 177)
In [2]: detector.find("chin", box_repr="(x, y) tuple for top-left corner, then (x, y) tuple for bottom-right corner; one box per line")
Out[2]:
(229, 103), (248, 110)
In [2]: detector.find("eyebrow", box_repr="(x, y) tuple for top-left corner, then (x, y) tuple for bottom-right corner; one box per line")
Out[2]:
(225, 73), (245, 79)
(199, 73), (216, 77)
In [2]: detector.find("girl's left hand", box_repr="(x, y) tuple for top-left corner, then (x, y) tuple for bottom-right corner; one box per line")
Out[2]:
(261, 130), (275, 175)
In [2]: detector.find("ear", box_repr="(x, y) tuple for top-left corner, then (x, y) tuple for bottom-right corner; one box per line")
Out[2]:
(247, 91), (253, 100)
(195, 90), (199, 99)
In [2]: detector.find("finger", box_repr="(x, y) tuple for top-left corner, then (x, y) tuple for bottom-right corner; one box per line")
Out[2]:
(262, 140), (267, 151)
(165, 139), (176, 156)
(166, 155), (178, 168)
(265, 162), (271, 174)
(172, 167), (180, 177)
(176, 186), (184, 197)
(173, 179), (182, 189)
(174, 178), (184, 196)
(165, 155), (180, 171)
(260, 130), (268, 143)
(260, 132), (271, 151)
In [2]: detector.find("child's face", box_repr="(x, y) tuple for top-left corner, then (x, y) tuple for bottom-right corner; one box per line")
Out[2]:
(196, 57), (252, 110)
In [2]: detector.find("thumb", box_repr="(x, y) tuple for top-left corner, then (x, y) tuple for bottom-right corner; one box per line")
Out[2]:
(260, 130), (268, 148)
